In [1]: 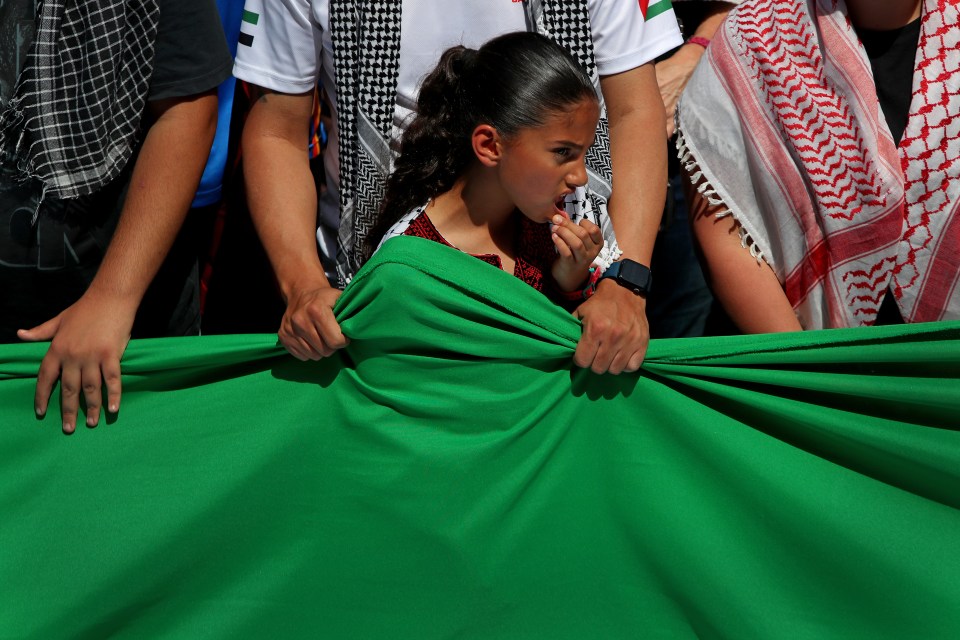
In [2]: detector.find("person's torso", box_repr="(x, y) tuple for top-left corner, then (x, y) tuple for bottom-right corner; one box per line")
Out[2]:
(392, 3), (528, 136)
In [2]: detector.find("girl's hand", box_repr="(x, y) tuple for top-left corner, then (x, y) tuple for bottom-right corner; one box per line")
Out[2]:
(550, 215), (603, 293)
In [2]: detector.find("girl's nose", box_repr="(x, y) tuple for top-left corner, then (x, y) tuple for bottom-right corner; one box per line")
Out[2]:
(567, 160), (588, 188)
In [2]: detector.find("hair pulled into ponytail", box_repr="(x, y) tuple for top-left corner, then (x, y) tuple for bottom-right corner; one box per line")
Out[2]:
(365, 32), (598, 259)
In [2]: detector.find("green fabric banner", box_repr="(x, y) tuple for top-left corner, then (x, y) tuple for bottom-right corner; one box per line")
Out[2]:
(2, 236), (959, 638)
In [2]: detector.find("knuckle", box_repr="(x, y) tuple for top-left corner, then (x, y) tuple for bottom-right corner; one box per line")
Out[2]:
(588, 318), (611, 336)
(308, 302), (333, 320)
(286, 343), (308, 360)
(608, 360), (625, 375)
(289, 317), (309, 335)
(278, 327), (296, 344)
(54, 346), (80, 362)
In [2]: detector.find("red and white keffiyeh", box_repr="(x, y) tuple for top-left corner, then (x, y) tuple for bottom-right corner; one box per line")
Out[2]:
(677, 0), (959, 328)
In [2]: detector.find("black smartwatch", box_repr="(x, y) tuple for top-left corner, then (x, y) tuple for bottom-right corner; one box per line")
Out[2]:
(597, 259), (652, 296)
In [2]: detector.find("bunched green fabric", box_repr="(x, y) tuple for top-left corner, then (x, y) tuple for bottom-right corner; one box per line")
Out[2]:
(2, 236), (959, 638)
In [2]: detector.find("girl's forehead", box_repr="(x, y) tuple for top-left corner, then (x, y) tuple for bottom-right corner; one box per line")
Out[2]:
(503, 100), (598, 149)
(536, 99), (600, 133)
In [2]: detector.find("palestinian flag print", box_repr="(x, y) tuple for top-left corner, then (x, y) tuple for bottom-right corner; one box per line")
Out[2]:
(639, 0), (673, 21)
(239, 9), (258, 47)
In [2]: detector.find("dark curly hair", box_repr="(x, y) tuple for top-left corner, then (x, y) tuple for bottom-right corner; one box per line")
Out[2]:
(363, 31), (598, 259)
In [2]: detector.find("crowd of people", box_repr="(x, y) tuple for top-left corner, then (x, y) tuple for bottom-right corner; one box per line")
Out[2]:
(1, 0), (955, 434)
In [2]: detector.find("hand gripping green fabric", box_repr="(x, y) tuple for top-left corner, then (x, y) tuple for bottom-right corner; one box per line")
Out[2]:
(1, 236), (959, 638)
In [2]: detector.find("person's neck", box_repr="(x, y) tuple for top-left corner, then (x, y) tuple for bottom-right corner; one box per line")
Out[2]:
(846, 0), (921, 31)
(428, 166), (516, 256)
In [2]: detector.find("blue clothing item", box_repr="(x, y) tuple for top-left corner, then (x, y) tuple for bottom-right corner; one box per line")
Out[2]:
(646, 175), (713, 339)
(191, 0), (245, 207)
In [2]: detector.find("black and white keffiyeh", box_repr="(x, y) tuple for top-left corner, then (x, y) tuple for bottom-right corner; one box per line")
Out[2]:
(329, 0), (402, 287)
(0, 0), (160, 204)
(330, 0), (612, 286)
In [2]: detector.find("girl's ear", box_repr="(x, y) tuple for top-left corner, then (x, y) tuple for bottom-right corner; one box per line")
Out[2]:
(472, 124), (503, 167)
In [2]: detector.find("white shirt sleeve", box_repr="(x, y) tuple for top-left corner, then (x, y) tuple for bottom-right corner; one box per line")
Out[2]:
(232, 0), (323, 94)
(589, 0), (684, 76)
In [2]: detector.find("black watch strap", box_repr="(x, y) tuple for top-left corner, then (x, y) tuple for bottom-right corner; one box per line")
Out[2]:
(598, 259), (652, 296)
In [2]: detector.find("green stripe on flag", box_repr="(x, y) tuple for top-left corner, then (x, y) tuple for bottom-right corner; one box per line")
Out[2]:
(645, 0), (673, 21)
(242, 10), (259, 25)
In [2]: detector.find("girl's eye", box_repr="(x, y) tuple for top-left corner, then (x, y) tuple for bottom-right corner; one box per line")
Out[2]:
(553, 148), (571, 158)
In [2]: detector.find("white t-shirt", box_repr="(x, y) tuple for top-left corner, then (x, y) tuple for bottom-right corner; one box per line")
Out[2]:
(233, 0), (682, 262)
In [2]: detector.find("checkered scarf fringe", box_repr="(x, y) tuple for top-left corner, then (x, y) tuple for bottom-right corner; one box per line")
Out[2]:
(330, 0), (611, 286)
(0, 0), (160, 209)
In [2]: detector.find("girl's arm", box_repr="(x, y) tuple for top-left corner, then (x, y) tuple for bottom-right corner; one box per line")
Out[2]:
(551, 216), (604, 292)
(686, 174), (803, 333)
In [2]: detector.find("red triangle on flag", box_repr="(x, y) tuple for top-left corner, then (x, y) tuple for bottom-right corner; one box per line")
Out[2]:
(638, 0), (650, 18)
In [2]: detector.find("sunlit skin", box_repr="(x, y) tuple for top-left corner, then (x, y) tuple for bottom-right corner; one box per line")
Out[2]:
(426, 98), (604, 292)
(688, 0), (923, 334)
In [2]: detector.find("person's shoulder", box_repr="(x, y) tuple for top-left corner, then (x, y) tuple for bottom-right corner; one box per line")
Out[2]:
(587, 0), (683, 75)
(149, 0), (233, 100)
(232, 0), (325, 94)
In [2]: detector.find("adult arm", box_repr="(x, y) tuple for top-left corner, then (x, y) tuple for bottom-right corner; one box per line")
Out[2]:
(20, 91), (219, 433)
(657, 2), (736, 137)
(572, 63), (666, 374)
(241, 86), (347, 361)
(685, 174), (802, 333)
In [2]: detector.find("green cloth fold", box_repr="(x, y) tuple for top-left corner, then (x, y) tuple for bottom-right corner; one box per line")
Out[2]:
(2, 236), (959, 638)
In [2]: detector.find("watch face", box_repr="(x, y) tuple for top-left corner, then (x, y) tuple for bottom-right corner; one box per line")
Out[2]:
(599, 260), (651, 295)
(618, 260), (652, 294)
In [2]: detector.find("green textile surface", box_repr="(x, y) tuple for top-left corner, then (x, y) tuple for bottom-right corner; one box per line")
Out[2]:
(2, 236), (959, 638)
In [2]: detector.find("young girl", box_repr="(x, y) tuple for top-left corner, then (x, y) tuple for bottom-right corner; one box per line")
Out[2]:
(366, 32), (619, 305)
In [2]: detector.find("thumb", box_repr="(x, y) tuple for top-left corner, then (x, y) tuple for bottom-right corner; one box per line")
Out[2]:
(18, 315), (62, 342)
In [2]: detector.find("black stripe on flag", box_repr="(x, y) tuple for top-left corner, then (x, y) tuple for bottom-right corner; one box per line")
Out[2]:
(239, 32), (254, 47)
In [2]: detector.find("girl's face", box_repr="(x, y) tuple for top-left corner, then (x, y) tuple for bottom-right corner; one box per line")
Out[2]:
(496, 99), (600, 224)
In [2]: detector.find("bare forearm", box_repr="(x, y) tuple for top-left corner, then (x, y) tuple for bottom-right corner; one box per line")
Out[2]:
(88, 92), (217, 310)
(686, 174), (801, 333)
(240, 88), (345, 360)
(601, 63), (667, 265)
(242, 91), (330, 300)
